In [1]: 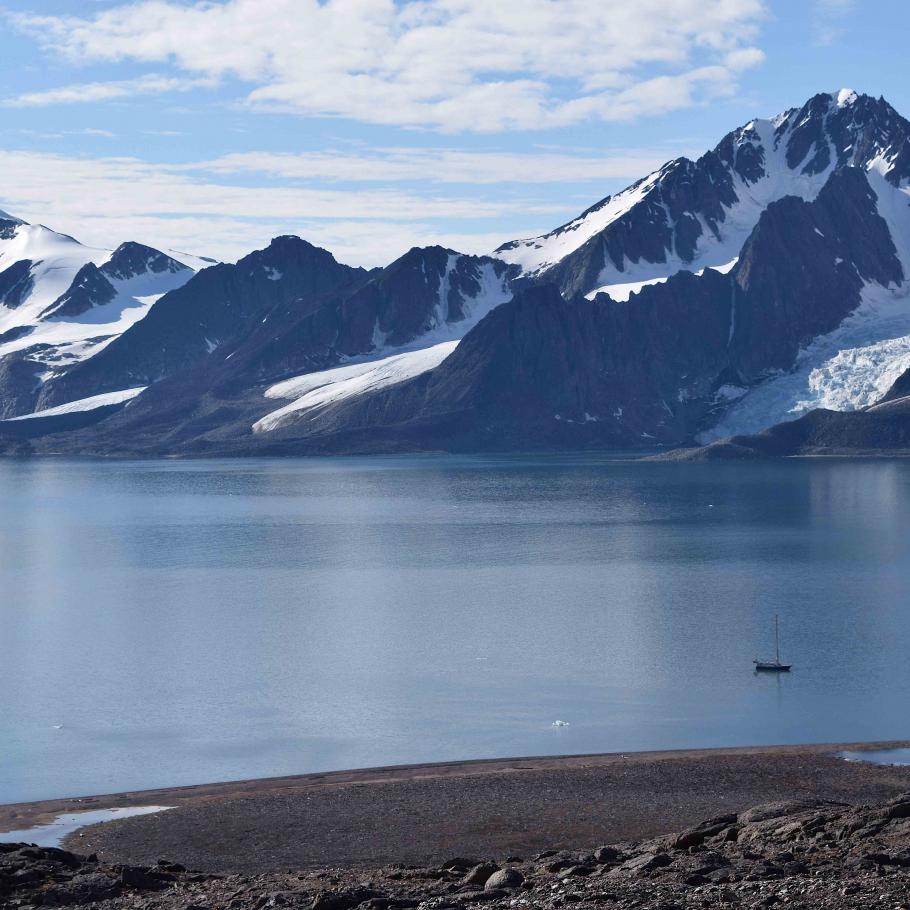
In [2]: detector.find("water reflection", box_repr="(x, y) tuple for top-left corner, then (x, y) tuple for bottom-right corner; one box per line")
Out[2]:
(2, 456), (910, 804)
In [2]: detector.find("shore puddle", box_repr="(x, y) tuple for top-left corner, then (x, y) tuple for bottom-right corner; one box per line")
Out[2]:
(840, 748), (910, 766)
(0, 806), (174, 848)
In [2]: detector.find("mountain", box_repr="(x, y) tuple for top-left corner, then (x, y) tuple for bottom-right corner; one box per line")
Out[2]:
(238, 165), (901, 454)
(495, 89), (910, 298)
(36, 235), (371, 410)
(6, 88), (910, 457)
(0, 212), (210, 418)
(0, 242), (515, 453)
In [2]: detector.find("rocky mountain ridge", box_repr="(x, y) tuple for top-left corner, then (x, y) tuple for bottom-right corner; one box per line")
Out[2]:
(6, 89), (910, 456)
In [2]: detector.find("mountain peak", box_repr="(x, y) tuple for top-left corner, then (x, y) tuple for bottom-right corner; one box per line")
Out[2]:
(835, 87), (859, 107)
(496, 88), (910, 298)
(0, 208), (25, 225)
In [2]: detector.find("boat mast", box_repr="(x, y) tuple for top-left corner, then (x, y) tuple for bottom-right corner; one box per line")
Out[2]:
(775, 614), (780, 664)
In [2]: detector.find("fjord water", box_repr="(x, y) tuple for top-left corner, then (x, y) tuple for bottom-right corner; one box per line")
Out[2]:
(2, 456), (910, 805)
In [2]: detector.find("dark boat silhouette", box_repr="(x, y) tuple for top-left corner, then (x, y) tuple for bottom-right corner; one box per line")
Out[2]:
(754, 614), (791, 672)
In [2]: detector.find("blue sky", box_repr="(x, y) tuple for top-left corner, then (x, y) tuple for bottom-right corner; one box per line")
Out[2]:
(0, 0), (904, 265)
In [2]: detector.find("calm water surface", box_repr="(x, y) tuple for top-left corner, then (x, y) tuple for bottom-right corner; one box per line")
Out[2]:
(2, 455), (909, 804)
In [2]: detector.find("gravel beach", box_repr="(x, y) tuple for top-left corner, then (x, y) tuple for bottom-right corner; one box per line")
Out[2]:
(7, 772), (910, 909)
(3, 743), (910, 874)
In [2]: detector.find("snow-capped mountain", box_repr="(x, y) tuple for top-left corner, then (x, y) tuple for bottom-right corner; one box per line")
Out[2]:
(497, 89), (910, 298)
(0, 211), (210, 418)
(7, 88), (910, 457)
(490, 89), (910, 444)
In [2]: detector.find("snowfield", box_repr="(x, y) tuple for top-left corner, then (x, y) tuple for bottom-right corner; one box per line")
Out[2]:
(254, 341), (457, 433)
(5, 386), (146, 421)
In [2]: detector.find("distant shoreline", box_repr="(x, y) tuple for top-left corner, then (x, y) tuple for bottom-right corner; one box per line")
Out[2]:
(4, 740), (910, 872)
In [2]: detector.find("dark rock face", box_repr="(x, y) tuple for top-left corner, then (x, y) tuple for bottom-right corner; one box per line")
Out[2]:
(788, 92), (910, 186)
(266, 277), (732, 451)
(532, 151), (743, 299)
(0, 259), (36, 309)
(0, 216), (20, 241)
(729, 166), (902, 378)
(41, 263), (117, 319)
(0, 352), (44, 419)
(37, 235), (367, 408)
(200, 246), (513, 392)
(0, 325), (33, 344)
(349, 246), (509, 345)
(100, 241), (188, 282)
(663, 401), (910, 461)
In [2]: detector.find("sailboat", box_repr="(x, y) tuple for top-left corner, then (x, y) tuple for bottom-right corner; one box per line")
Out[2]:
(753, 614), (792, 672)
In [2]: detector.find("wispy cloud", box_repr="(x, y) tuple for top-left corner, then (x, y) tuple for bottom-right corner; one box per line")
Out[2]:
(191, 147), (682, 185)
(0, 149), (576, 264)
(1, 74), (213, 108)
(812, 0), (855, 46)
(11, 0), (767, 132)
(5, 127), (116, 140)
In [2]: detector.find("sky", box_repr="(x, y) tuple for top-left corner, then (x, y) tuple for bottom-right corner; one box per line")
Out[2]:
(0, 0), (905, 266)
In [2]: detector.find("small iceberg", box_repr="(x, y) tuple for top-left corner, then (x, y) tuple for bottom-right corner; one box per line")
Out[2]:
(551, 720), (570, 727)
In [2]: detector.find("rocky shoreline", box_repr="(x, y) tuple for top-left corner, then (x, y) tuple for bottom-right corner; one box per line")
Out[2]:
(6, 792), (910, 908)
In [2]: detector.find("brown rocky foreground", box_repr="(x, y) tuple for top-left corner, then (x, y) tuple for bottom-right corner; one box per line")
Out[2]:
(6, 790), (910, 909)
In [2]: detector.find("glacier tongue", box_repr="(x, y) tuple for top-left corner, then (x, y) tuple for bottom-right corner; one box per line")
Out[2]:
(704, 167), (910, 442)
(702, 283), (910, 442)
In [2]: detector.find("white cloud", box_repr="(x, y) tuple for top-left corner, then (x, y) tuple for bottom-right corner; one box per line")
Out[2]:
(11, 0), (767, 131)
(1, 74), (214, 108)
(191, 147), (680, 185)
(0, 148), (573, 264)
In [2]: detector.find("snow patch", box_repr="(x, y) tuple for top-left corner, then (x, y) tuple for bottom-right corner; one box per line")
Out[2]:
(254, 342), (457, 433)
(836, 88), (859, 108)
(5, 386), (146, 421)
(586, 258), (738, 302)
